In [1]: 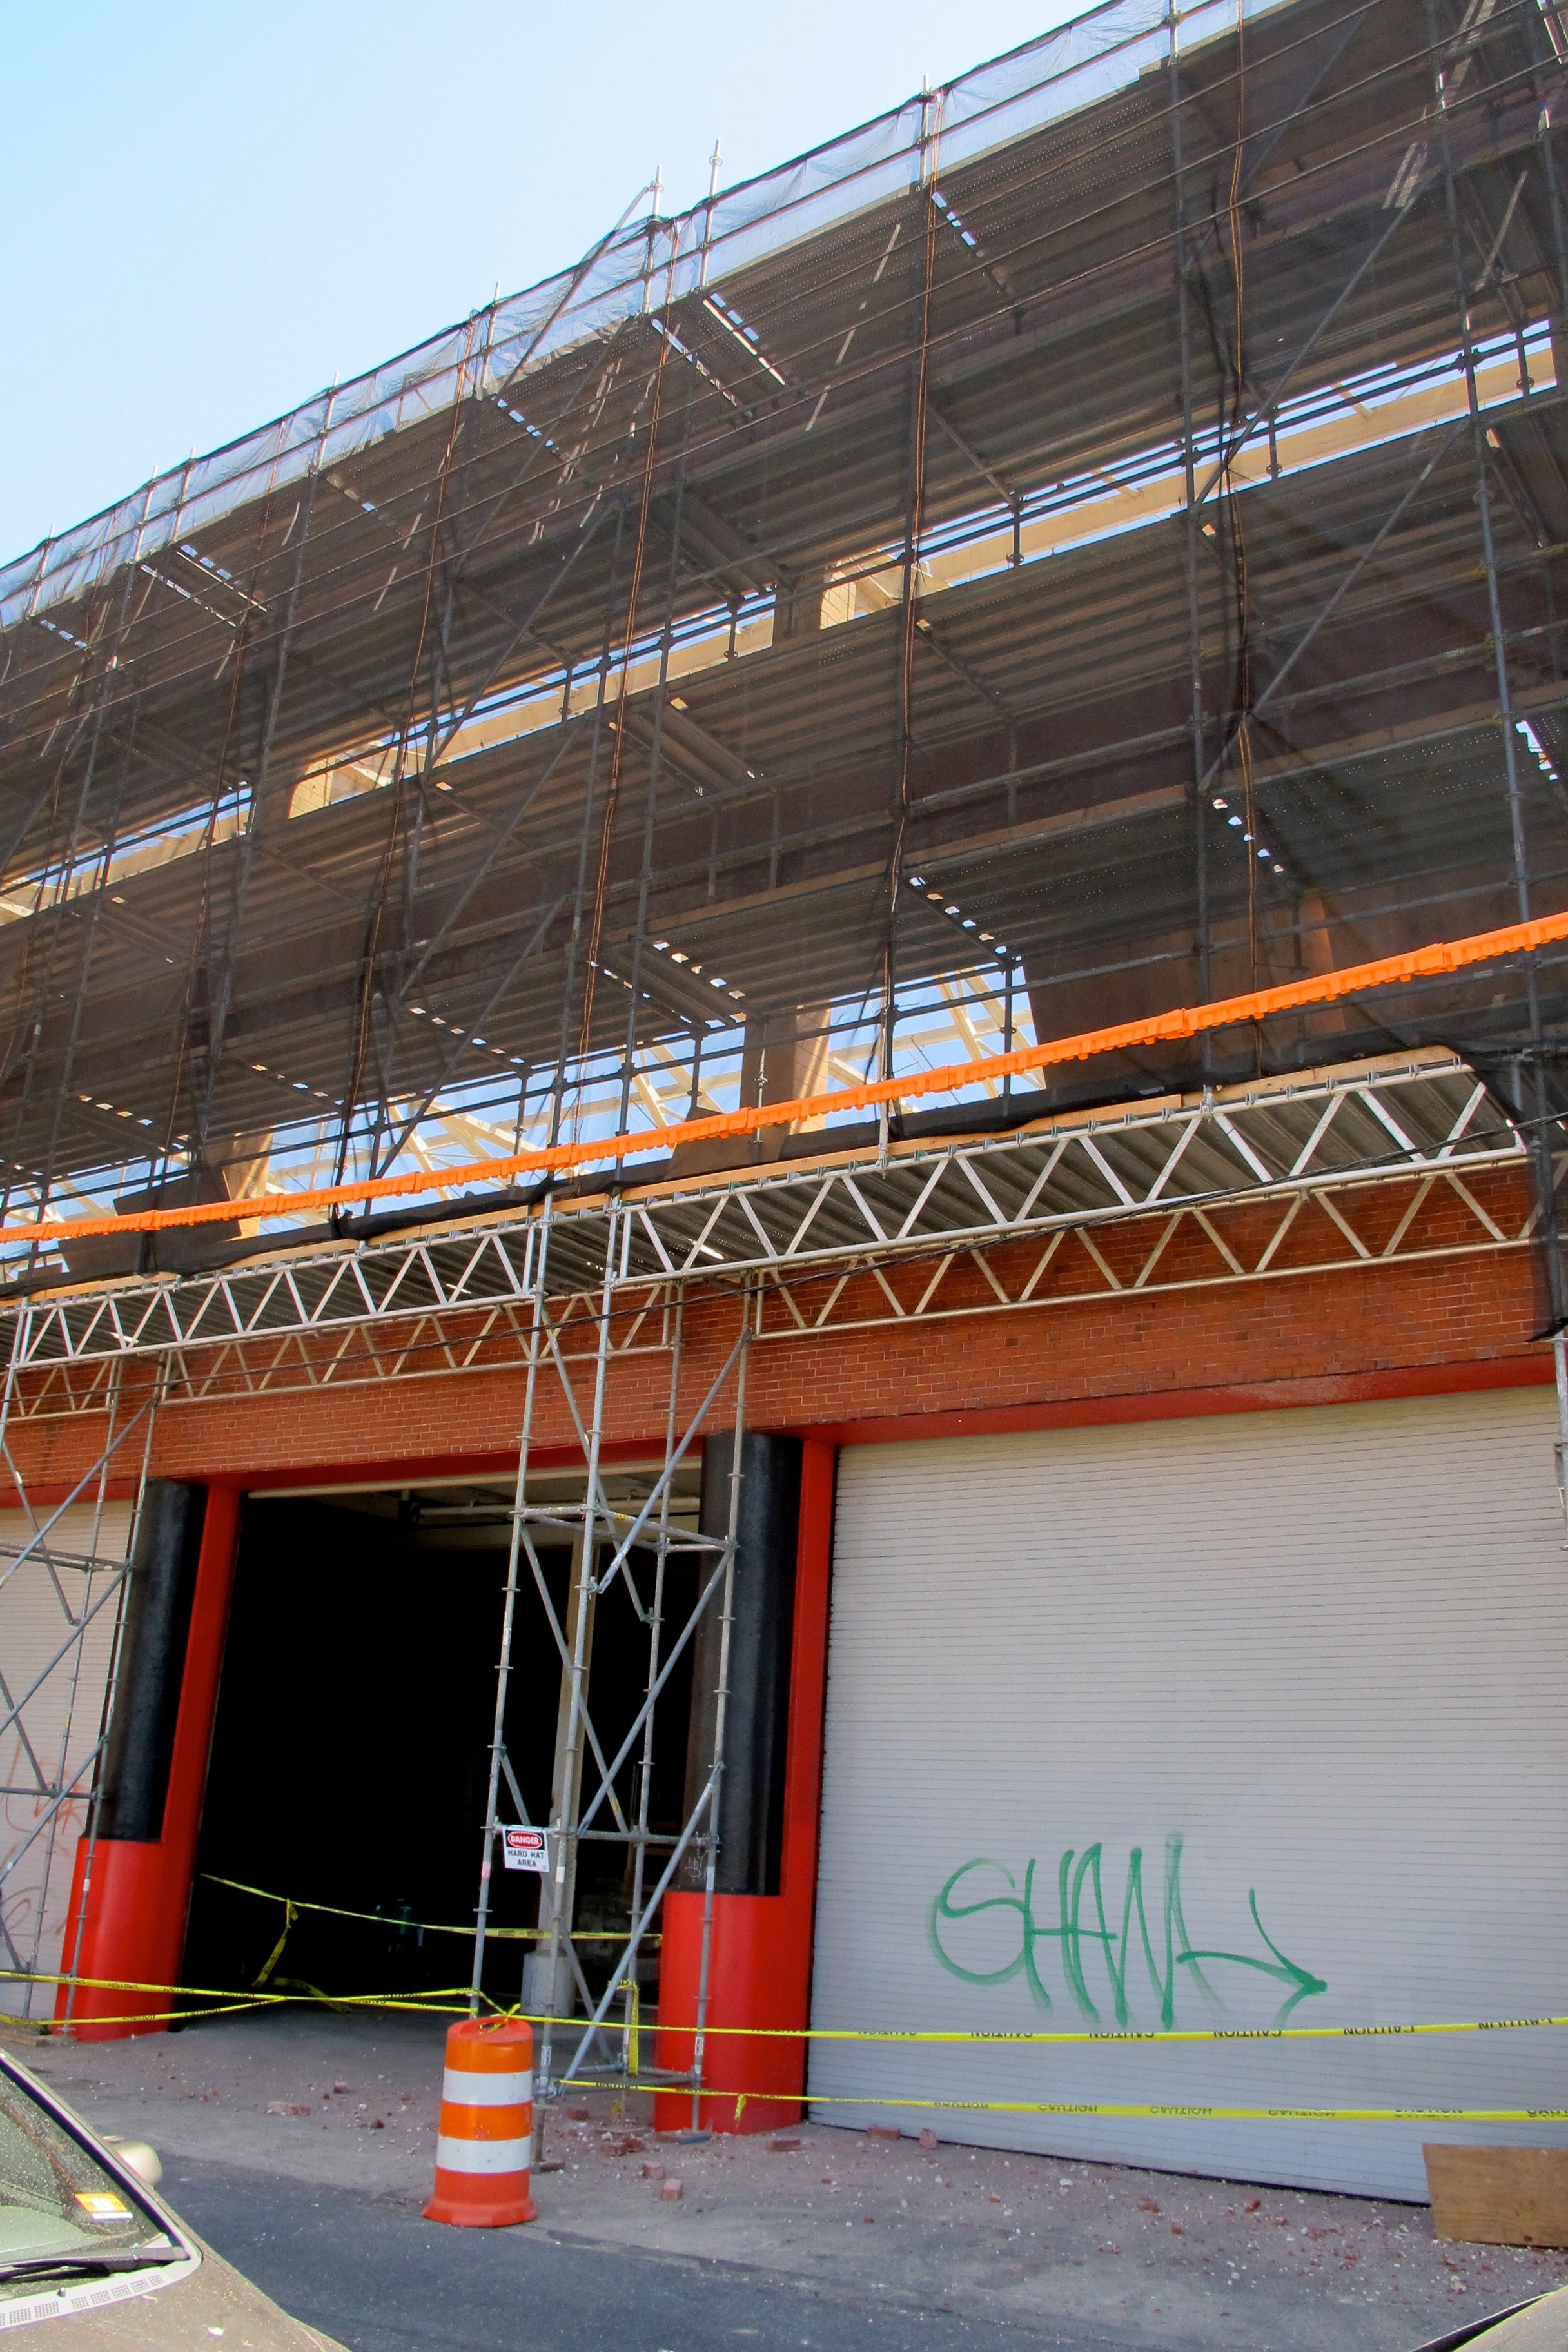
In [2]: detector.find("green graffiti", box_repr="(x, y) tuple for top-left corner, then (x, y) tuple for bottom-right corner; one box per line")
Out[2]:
(927, 1837), (1326, 2030)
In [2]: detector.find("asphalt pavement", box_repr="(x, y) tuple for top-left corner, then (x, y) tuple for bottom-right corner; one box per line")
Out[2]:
(169, 2153), (1138, 2352)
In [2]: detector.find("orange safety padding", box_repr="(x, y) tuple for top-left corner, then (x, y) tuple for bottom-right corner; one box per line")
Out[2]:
(8, 907), (1566, 1248)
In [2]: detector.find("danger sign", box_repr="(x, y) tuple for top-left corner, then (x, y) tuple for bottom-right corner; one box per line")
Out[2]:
(502, 1826), (548, 1874)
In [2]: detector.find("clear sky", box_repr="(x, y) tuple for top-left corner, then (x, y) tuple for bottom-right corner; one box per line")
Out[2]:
(1, 1), (1075, 567)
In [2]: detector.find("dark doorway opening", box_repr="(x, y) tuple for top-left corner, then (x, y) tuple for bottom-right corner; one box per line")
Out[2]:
(184, 1485), (696, 2013)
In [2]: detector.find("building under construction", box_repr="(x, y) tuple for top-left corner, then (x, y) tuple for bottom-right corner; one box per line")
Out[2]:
(2, 0), (1567, 2204)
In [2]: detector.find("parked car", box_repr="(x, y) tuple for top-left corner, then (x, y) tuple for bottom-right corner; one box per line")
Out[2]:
(1416, 2288), (1568, 2347)
(0, 2043), (344, 2344)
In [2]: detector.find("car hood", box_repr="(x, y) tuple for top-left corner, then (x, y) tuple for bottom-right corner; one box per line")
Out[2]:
(1, 2232), (347, 2349)
(1463, 2289), (1568, 2348)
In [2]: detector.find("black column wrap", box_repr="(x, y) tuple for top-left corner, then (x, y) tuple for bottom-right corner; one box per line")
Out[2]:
(678, 1432), (801, 1896)
(95, 1480), (208, 1843)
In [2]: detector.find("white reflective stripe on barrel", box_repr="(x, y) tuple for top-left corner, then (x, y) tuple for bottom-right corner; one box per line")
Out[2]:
(442, 2068), (532, 2106)
(435, 2134), (532, 2175)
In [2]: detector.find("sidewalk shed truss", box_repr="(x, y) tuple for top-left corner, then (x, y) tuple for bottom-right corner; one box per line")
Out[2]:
(0, 1051), (1530, 1414)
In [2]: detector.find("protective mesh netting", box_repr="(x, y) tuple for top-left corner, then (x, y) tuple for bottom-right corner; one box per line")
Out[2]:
(1, 0), (1567, 1304)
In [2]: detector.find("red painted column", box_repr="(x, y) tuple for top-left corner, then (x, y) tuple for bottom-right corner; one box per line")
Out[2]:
(55, 1487), (242, 2040)
(654, 1439), (835, 2131)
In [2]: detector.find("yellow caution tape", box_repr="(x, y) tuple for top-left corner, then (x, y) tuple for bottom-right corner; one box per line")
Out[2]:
(1, 1965), (474, 2034)
(251, 1899), (297, 1989)
(186, 1888), (1568, 2048)
(10, 1964), (1563, 2126)
(617, 1980), (642, 2077)
(656, 2014), (1568, 2045)
(16, 1951), (1568, 2050)
(199, 1872), (660, 1946)
(721, 2092), (1568, 2124)
(192, 1882), (1568, 2047)
(505, 2006), (1568, 2044)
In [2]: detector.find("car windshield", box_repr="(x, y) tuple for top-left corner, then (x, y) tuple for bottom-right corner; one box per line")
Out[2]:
(0, 2060), (164, 2289)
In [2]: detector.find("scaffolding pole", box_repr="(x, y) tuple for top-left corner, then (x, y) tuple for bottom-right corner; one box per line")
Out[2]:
(0, 1337), (162, 2017)
(466, 1147), (750, 2111)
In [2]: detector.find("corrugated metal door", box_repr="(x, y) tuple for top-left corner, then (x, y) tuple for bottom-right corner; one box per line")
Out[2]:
(0, 1503), (132, 2011)
(808, 1388), (1568, 2197)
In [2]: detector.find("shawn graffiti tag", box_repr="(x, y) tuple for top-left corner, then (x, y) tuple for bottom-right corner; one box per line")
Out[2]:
(929, 1837), (1327, 2028)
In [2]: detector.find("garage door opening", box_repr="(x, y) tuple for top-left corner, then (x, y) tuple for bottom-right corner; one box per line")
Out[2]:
(184, 1469), (700, 2015)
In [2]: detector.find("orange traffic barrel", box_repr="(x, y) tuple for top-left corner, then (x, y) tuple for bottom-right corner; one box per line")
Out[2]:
(424, 2017), (538, 2228)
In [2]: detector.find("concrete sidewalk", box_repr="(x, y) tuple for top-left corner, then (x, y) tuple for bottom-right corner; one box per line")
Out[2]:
(14, 2008), (1567, 2350)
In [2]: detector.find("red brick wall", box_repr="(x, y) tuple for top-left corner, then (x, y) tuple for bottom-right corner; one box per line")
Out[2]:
(7, 1162), (1547, 1499)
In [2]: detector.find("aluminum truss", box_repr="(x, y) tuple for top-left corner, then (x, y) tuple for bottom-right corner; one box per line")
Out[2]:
(0, 1050), (1527, 1417)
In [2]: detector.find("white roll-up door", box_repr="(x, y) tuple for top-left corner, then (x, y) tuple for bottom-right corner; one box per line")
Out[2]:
(0, 1503), (132, 2013)
(808, 1387), (1568, 2198)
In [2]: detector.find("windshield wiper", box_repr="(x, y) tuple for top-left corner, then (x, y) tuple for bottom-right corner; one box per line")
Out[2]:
(0, 2247), (185, 2283)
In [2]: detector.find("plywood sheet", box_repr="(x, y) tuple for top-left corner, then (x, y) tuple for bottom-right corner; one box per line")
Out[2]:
(1424, 2146), (1568, 2248)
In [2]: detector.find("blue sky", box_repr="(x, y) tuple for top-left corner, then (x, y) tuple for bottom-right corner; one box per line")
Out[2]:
(1, 1), (1072, 565)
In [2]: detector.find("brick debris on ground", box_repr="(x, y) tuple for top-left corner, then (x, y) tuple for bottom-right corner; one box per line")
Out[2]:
(11, 2008), (1567, 2350)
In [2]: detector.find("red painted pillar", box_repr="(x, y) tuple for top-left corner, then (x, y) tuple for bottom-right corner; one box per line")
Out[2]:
(654, 1438), (834, 2131)
(55, 1486), (241, 2040)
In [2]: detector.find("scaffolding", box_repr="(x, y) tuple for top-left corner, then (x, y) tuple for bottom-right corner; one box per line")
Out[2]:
(3, 0), (1568, 2073)
(0, 1357), (157, 2014)
(460, 1193), (754, 2099)
(0, 0), (1563, 1269)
